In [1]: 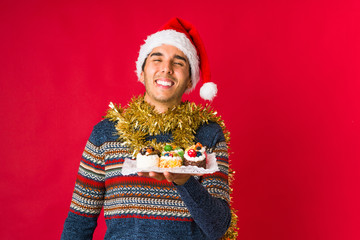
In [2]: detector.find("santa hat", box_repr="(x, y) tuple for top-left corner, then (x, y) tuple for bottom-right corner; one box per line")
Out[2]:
(136, 17), (217, 101)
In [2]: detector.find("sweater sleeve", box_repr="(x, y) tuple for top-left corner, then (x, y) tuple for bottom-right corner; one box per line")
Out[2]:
(61, 121), (109, 240)
(175, 123), (231, 239)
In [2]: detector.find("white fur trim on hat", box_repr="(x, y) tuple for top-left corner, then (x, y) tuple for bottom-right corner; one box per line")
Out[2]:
(200, 82), (217, 101)
(136, 30), (199, 93)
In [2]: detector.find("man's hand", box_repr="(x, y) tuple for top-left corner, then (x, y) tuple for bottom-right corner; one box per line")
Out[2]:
(137, 171), (193, 185)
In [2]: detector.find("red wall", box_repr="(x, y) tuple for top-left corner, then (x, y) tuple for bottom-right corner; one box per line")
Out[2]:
(0, 0), (359, 239)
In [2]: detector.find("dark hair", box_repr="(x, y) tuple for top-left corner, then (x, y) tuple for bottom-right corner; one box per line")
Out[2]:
(141, 58), (147, 72)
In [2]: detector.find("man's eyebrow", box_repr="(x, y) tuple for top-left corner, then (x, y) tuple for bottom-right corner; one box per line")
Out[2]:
(149, 52), (187, 62)
(149, 52), (163, 57)
(174, 55), (187, 62)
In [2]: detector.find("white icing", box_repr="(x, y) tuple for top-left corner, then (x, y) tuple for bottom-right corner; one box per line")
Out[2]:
(184, 149), (206, 162)
(136, 153), (159, 169)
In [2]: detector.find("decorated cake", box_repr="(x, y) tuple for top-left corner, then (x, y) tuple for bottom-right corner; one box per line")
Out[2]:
(136, 146), (160, 169)
(159, 145), (183, 168)
(183, 142), (207, 168)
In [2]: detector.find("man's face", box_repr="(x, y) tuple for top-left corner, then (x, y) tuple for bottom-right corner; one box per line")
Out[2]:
(140, 44), (192, 108)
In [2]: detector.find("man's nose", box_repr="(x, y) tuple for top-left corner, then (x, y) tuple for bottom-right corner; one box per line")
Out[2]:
(161, 61), (173, 74)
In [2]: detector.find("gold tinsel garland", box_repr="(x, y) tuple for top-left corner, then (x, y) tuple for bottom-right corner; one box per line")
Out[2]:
(105, 95), (238, 239)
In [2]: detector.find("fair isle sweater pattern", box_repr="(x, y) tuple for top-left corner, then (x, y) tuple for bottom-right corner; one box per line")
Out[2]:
(64, 119), (231, 239)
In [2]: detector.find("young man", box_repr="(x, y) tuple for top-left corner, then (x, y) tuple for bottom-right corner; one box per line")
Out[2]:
(61, 17), (236, 240)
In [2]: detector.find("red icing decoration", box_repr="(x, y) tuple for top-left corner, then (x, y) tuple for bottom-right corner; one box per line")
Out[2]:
(187, 149), (197, 157)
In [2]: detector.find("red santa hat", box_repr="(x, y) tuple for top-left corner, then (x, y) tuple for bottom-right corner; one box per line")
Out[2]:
(136, 17), (217, 101)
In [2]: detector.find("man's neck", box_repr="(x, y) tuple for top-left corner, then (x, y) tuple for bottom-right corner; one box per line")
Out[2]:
(143, 94), (181, 113)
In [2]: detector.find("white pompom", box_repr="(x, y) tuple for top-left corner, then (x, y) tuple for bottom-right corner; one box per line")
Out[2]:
(200, 82), (218, 101)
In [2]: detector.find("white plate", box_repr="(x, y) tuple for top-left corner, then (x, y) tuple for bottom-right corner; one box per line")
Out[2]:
(121, 153), (219, 175)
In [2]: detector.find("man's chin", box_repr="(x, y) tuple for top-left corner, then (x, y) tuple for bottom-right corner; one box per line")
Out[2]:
(145, 91), (184, 106)
(153, 96), (174, 103)
(152, 94), (181, 105)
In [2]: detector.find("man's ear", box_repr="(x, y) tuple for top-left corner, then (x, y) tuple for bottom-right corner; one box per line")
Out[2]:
(187, 78), (193, 90)
(140, 72), (144, 83)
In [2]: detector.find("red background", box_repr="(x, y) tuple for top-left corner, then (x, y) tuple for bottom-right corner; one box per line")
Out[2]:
(0, 0), (359, 239)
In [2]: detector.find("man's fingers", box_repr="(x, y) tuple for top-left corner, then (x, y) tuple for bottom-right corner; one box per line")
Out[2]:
(150, 172), (167, 181)
(138, 171), (193, 185)
(163, 171), (174, 182)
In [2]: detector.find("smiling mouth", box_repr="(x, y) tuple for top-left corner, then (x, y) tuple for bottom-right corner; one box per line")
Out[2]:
(155, 79), (175, 88)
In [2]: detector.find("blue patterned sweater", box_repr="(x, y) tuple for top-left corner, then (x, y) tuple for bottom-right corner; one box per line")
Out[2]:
(61, 119), (231, 240)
